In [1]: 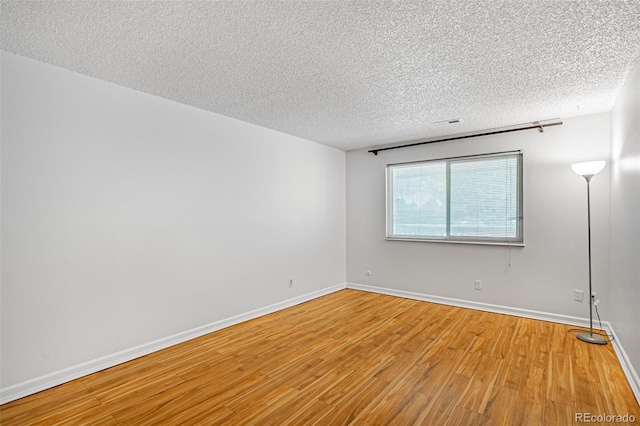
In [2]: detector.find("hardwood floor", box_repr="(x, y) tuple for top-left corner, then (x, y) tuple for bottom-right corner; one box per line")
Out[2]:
(2, 289), (639, 425)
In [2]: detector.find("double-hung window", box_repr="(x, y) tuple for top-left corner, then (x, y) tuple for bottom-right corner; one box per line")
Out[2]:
(386, 151), (523, 245)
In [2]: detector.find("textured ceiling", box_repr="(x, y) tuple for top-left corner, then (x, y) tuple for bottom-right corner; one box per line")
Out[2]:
(2, 1), (640, 151)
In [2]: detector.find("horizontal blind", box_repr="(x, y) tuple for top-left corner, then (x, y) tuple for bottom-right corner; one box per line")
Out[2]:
(449, 156), (518, 239)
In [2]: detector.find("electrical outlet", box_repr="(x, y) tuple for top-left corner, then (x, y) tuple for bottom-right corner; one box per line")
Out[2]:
(591, 292), (597, 301)
(289, 279), (293, 288)
(574, 290), (584, 302)
(474, 280), (482, 290)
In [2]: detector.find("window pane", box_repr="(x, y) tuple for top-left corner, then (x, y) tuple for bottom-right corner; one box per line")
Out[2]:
(391, 163), (446, 237)
(449, 156), (518, 239)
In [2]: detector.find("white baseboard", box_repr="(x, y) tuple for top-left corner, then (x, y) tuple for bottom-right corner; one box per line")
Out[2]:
(607, 326), (640, 405)
(347, 282), (640, 405)
(0, 283), (347, 405)
(346, 282), (591, 327)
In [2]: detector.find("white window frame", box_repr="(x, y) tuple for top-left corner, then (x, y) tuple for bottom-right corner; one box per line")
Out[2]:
(385, 151), (524, 246)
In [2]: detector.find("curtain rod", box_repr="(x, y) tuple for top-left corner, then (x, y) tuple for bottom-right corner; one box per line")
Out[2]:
(368, 121), (563, 155)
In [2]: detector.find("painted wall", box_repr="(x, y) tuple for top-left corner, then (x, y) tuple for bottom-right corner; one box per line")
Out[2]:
(609, 62), (640, 378)
(346, 114), (611, 319)
(0, 52), (346, 389)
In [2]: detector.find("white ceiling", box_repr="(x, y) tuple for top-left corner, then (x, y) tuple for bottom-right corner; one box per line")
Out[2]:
(2, 1), (640, 151)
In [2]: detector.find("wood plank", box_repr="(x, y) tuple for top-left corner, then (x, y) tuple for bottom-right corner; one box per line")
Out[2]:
(317, 376), (390, 424)
(2, 289), (638, 425)
(0, 381), (102, 426)
(257, 397), (334, 426)
(224, 384), (300, 424)
(110, 385), (212, 425)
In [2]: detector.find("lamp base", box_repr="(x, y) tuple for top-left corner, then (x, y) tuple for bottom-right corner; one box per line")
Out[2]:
(576, 331), (608, 345)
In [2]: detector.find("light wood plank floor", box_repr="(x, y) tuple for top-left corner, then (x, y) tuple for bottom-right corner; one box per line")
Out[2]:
(2, 289), (639, 425)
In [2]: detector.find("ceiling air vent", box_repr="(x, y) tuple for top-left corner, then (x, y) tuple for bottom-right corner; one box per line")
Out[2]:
(434, 118), (463, 126)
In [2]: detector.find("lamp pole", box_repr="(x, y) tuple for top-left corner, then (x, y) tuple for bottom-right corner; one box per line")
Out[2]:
(575, 169), (607, 345)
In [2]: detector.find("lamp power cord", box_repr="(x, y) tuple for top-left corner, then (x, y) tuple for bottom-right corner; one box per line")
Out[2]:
(568, 295), (615, 343)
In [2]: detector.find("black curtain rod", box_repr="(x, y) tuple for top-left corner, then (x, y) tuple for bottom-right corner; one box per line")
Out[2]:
(368, 121), (563, 155)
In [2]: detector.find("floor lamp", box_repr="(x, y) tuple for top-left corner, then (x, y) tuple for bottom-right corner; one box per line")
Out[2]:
(571, 160), (607, 345)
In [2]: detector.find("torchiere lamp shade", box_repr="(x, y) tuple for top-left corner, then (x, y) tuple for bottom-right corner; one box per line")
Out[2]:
(571, 161), (606, 178)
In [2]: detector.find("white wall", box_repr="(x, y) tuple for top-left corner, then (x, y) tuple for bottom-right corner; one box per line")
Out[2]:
(609, 62), (640, 378)
(347, 114), (611, 319)
(0, 51), (346, 390)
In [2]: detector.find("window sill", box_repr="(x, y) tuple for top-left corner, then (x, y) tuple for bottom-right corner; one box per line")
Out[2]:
(384, 237), (525, 247)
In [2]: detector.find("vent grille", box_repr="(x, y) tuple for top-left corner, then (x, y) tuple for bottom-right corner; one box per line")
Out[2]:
(434, 118), (463, 126)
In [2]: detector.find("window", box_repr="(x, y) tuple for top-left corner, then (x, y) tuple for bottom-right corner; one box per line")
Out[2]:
(386, 151), (523, 245)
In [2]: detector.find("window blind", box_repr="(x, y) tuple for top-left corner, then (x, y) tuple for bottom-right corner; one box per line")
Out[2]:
(386, 151), (523, 244)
